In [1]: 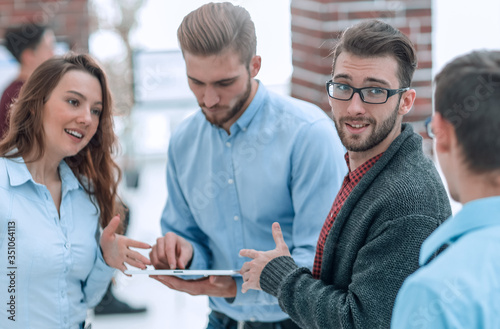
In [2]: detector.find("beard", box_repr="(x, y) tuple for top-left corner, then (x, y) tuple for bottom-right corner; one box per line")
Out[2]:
(201, 77), (252, 128)
(333, 101), (400, 152)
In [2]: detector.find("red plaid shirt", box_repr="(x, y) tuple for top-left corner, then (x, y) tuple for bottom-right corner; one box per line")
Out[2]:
(312, 152), (383, 279)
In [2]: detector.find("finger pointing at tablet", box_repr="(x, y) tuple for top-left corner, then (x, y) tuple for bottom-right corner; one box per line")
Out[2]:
(150, 232), (194, 270)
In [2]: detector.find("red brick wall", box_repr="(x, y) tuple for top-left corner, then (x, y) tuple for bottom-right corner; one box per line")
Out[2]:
(290, 0), (432, 122)
(0, 0), (90, 52)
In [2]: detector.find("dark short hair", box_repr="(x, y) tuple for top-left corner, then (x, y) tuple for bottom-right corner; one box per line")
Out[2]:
(331, 20), (417, 88)
(434, 50), (500, 173)
(177, 2), (256, 66)
(3, 23), (50, 62)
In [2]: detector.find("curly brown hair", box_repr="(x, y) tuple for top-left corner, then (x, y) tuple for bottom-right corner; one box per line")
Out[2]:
(0, 53), (125, 233)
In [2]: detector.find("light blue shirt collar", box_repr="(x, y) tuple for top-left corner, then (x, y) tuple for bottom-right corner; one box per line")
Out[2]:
(420, 196), (500, 265)
(5, 156), (81, 192)
(1, 156), (114, 328)
(5, 157), (32, 187)
(229, 81), (265, 135)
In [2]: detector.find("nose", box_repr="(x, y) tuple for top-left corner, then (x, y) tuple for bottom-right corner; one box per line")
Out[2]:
(203, 86), (220, 108)
(346, 92), (366, 116)
(77, 107), (92, 126)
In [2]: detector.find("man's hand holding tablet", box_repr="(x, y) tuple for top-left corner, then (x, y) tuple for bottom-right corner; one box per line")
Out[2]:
(147, 232), (239, 298)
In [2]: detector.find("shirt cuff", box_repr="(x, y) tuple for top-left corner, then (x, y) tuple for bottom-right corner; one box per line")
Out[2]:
(260, 256), (299, 297)
(188, 244), (209, 269)
(96, 248), (116, 276)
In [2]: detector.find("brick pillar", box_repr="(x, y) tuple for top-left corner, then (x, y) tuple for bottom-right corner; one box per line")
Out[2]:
(290, 0), (432, 122)
(0, 0), (90, 52)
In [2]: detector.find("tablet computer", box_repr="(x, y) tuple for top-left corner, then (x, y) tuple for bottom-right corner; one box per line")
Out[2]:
(124, 269), (241, 276)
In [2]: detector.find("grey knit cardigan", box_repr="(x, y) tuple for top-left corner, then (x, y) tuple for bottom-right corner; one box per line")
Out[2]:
(260, 123), (452, 329)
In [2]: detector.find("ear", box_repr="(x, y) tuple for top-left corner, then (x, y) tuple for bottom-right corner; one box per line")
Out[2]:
(432, 112), (456, 154)
(398, 88), (416, 115)
(249, 55), (261, 78)
(19, 48), (35, 65)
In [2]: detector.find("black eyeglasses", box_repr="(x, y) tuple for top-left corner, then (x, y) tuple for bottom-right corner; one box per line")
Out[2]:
(425, 116), (434, 139)
(326, 80), (409, 104)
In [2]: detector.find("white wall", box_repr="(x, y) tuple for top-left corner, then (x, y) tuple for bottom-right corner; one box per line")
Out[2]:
(129, 0), (293, 87)
(433, 0), (500, 75)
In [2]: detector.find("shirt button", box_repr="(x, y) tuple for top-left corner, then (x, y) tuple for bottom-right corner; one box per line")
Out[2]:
(242, 127), (247, 132)
(250, 317), (256, 322)
(228, 179), (234, 184)
(233, 216), (239, 221)
(65, 243), (70, 249)
(226, 142), (231, 147)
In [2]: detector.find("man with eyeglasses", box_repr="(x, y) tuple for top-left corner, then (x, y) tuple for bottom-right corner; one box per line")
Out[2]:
(239, 20), (451, 329)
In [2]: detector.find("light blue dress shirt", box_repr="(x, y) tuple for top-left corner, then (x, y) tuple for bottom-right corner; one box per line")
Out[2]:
(392, 196), (500, 329)
(0, 157), (115, 329)
(161, 82), (347, 322)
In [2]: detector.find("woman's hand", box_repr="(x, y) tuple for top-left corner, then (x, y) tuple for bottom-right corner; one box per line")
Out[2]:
(100, 215), (152, 273)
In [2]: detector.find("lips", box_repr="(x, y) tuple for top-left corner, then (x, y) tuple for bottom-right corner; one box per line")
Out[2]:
(347, 123), (369, 129)
(203, 105), (227, 113)
(64, 129), (84, 139)
(343, 120), (369, 133)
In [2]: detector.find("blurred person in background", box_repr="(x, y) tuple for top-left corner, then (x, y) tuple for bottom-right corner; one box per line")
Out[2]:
(1, 23), (55, 138)
(0, 53), (151, 329)
(149, 2), (346, 328)
(239, 20), (452, 329)
(392, 50), (500, 329)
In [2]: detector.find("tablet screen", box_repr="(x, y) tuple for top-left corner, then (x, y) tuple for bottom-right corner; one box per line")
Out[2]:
(124, 269), (241, 276)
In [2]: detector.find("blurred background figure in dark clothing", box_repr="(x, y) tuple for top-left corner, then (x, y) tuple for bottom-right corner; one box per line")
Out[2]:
(0, 23), (55, 138)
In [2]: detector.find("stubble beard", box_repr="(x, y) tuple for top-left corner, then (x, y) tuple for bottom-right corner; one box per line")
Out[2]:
(201, 77), (252, 128)
(333, 101), (400, 152)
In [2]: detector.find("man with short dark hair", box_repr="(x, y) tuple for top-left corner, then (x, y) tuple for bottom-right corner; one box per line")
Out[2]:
(1, 23), (55, 138)
(391, 50), (500, 329)
(239, 20), (452, 329)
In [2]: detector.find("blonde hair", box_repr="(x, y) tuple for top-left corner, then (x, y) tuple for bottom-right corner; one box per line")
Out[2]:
(177, 2), (256, 66)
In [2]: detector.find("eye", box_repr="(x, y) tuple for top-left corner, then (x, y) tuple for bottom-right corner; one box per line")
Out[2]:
(217, 80), (235, 87)
(334, 83), (351, 92)
(68, 99), (80, 106)
(91, 108), (102, 117)
(367, 87), (385, 95)
(190, 79), (204, 86)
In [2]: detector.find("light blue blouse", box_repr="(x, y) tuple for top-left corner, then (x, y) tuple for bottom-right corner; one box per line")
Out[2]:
(161, 82), (347, 322)
(0, 157), (115, 329)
